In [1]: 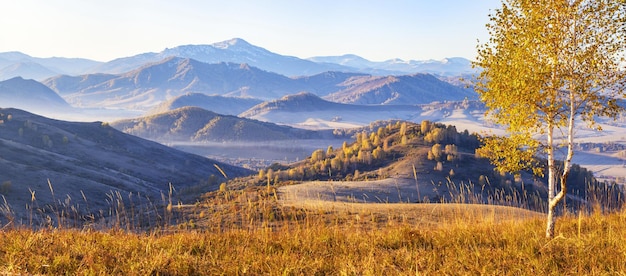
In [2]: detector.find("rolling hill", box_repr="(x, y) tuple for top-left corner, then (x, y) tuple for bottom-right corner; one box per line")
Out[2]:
(0, 108), (252, 224)
(322, 73), (476, 105)
(258, 121), (616, 212)
(0, 77), (72, 116)
(240, 92), (458, 129)
(111, 106), (324, 142)
(147, 93), (263, 116)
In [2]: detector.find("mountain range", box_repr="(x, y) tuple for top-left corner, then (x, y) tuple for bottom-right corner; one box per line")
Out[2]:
(308, 55), (474, 76)
(1, 38), (475, 81)
(0, 51), (102, 81)
(43, 57), (306, 108)
(42, 57), (475, 111)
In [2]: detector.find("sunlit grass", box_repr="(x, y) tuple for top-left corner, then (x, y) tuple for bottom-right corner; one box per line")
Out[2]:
(0, 178), (625, 275)
(0, 207), (624, 274)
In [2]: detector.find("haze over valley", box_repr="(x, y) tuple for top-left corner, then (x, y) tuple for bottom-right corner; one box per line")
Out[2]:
(0, 37), (624, 226)
(5, 1), (626, 273)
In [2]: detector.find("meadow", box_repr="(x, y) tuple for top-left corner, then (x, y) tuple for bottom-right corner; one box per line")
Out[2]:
(0, 121), (624, 275)
(0, 184), (625, 275)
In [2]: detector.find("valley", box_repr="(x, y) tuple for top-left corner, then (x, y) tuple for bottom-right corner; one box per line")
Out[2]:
(3, 0), (626, 273)
(169, 139), (345, 170)
(0, 37), (624, 231)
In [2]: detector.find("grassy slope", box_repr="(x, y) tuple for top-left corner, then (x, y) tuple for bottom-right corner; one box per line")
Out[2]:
(0, 180), (622, 275)
(0, 208), (624, 274)
(1, 121), (623, 274)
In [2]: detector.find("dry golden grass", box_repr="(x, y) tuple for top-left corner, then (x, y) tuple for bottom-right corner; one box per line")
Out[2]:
(281, 199), (543, 227)
(0, 183), (625, 275)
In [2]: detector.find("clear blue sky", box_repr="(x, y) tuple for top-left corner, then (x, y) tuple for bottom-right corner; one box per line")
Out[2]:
(0, 0), (502, 62)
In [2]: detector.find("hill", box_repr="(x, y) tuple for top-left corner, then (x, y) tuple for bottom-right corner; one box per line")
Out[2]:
(0, 77), (72, 116)
(240, 93), (487, 130)
(110, 106), (323, 142)
(0, 108), (252, 225)
(241, 92), (351, 114)
(232, 120), (620, 212)
(240, 92), (420, 129)
(147, 93), (263, 116)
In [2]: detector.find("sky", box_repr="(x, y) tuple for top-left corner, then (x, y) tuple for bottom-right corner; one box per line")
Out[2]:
(0, 0), (502, 62)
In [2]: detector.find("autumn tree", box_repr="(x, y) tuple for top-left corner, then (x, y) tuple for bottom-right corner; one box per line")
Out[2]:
(444, 144), (458, 162)
(399, 122), (408, 136)
(311, 149), (326, 162)
(474, 0), (626, 238)
(424, 127), (444, 144)
(372, 146), (385, 160)
(326, 146), (334, 156)
(430, 144), (443, 162)
(420, 120), (431, 134)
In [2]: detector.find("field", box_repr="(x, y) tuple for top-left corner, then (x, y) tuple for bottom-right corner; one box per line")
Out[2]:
(0, 120), (624, 274)
(0, 181), (625, 275)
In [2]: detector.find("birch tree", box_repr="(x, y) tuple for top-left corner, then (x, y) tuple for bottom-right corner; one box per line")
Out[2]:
(474, 0), (626, 238)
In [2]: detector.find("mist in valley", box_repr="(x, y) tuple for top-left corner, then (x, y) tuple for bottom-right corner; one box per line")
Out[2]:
(168, 139), (346, 170)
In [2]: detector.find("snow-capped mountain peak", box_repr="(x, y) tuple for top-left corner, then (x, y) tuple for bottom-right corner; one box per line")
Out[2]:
(213, 38), (250, 49)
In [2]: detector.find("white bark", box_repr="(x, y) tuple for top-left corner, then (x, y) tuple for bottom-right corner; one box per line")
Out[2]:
(546, 91), (576, 239)
(546, 124), (557, 238)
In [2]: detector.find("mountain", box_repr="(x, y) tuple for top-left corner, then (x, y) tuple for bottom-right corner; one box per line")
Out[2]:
(89, 38), (474, 78)
(0, 108), (251, 223)
(0, 51), (102, 79)
(308, 55), (475, 76)
(240, 92), (489, 131)
(322, 73), (476, 105)
(240, 92), (420, 129)
(0, 77), (72, 115)
(44, 57), (313, 109)
(0, 61), (58, 81)
(147, 93), (262, 116)
(308, 54), (375, 68)
(241, 92), (353, 115)
(111, 106), (323, 142)
(42, 73), (119, 96)
(293, 71), (369, 96)
(44, 57), (476, 111)
(0, 39), (475, 83)
(376, 57), (474, 76)
(90, 38), (352, 77)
